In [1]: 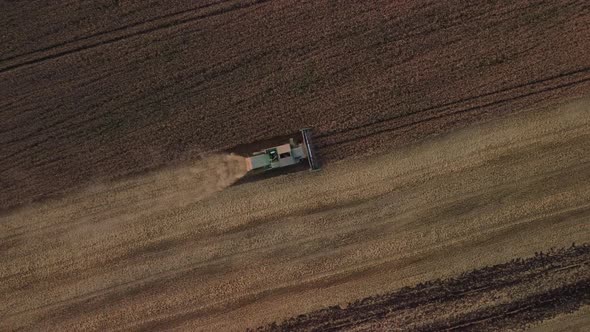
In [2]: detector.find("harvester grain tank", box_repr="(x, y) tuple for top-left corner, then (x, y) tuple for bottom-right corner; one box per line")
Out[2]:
(245, 128), (320, 172)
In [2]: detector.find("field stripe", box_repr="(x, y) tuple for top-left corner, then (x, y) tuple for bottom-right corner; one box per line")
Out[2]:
(0, 0), (271, 74)
(317, 69), (590, 149)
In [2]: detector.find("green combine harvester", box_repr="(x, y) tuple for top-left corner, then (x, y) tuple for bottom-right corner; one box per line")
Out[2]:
(245, 128), (320, 173)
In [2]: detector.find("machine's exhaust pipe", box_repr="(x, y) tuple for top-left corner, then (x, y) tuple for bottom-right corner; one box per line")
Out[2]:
(300, 128), (321, 171)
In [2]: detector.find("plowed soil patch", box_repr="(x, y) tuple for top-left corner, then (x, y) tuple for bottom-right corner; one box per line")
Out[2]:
(2, 0), (590, 210)
(259, 246), (590, 332)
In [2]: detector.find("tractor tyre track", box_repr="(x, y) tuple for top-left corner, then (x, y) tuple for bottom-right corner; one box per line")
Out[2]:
(316, 69), (590, 150)
(0, 0), (270, 74)
(259, 246), (590, 332)
(315, 65), (590, 140)
(0, 0), (229, 64)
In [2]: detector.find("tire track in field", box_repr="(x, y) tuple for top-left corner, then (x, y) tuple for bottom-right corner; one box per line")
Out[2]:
(331, 258), (590, 316)
(0, 0), (271, 74)
(316, 66), (590, 149)
(435, 280), (590, 331)
(319, 75), (590, 150)
(0, 0), (229, 64)
(259, 246), (590, 332)
(316, 66), (590, 138)
(0, 49), (270, 175)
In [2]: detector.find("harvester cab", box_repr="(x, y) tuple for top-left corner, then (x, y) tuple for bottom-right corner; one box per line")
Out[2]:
(245, 128), (321, 173)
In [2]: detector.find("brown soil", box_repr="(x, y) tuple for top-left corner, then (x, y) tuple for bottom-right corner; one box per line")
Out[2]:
(257, 245), (590, 332)
(1, 98), (589, 331)
(528, 304), (590, 332)
(2, 0), (590, 210)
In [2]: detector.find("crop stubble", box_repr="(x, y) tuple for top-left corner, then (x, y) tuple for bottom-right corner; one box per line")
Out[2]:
(0, 98), (589, 330)
(258, 245), (590, 331)
(2, 0), (590, 210)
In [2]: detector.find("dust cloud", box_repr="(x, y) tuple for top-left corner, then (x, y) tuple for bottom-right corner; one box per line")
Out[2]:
(146, 153), (248, 205)
(0, 153), (248, 243)
(86, 153), (249, 223)
(83, 153), (249, 214)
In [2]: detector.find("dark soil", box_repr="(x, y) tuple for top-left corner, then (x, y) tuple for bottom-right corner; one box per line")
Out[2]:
(2, 0), (590, 210)
(256, 244), (590, 332)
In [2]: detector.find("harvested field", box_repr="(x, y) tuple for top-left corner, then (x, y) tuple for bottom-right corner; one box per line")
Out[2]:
(528, 304), (590, 332)
(259, 245), (590, 331)
(2, 0), (590, 210)
(1, 98), (589, 330)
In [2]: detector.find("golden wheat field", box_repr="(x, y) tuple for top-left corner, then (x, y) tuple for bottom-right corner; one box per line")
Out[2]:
(1, 98), (589, 330)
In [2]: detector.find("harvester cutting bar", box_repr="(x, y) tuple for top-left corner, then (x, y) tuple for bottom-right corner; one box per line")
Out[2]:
(301, 128), (321, 171)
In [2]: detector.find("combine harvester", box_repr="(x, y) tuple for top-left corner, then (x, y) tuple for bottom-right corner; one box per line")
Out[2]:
(245, 128), (321, 173)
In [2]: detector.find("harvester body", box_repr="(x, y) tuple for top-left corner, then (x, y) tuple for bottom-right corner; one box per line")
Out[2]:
(245, 128), (320, 173)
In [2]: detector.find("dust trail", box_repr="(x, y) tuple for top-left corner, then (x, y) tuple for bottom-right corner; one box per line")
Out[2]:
(0, 153), (248, 247)
(119, 152), (248, 209)
(0, 153), (249, 322)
